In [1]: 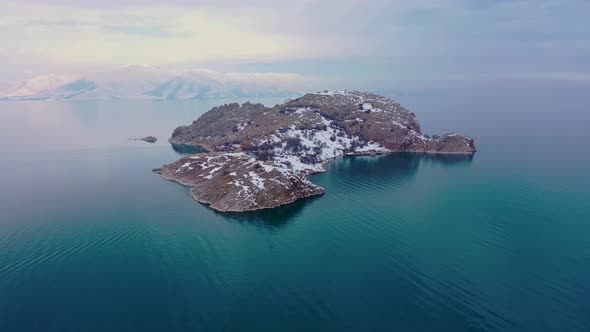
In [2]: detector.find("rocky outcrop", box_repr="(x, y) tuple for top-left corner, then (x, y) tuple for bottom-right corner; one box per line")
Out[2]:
(140, 136), (158, 143)
(157, 153), (324, 212)
(130, 136), (158, 143)
(159, 90), (476, 212)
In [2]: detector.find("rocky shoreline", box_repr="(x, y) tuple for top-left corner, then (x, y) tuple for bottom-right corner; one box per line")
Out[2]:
(157, 90), (476, 212)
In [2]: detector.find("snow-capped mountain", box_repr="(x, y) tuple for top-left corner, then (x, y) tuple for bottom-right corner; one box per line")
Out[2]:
(3, 74), (85, 99)
(0, 66), (301, 100)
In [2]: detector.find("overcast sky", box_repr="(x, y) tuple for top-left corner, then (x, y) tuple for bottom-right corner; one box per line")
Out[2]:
(1, 0), (588, 90)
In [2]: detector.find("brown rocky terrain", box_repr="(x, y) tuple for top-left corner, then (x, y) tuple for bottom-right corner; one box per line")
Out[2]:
(157, 152), (324, 212)
(158, 90), (476, 212)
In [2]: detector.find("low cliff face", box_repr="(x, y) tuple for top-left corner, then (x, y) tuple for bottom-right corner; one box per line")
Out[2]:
(160, 90), (476, 212)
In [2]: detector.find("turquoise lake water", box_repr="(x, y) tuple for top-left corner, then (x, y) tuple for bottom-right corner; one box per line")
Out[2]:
(0, 82), (589, 331)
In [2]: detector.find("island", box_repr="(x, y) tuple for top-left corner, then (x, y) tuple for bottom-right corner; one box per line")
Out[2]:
(155, 90), (476, 212)
(130, 136), (158, 143)
(140, 136), (158, 143)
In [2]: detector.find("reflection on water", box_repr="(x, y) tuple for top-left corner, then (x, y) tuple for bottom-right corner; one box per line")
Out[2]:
(217, 195), (321, 229)
(323, 152), (473, 182)
(421, 152), (474, 166)
(170, 142), (207, 155)
(216, 152), (474, 228)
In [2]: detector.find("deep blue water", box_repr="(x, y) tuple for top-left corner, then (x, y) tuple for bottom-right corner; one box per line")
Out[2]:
(0, 83), (589, 331)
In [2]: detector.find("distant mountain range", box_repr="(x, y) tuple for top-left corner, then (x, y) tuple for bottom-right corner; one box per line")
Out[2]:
(0, 65), (301, 101)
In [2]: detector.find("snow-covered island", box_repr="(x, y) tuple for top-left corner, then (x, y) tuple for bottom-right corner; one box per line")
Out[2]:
(155, 90), (476, 212)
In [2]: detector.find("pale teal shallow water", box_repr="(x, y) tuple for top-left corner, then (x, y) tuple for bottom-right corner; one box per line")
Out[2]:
(0, 83), (589, 331)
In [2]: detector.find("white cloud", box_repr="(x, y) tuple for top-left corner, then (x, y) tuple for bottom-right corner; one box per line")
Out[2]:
(0, 0), (588, 85)
(0, 1), (379, 69)
(0, 4), (305, 65)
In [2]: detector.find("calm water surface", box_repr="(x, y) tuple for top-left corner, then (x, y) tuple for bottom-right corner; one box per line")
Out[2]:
(0, 83), (589, 331)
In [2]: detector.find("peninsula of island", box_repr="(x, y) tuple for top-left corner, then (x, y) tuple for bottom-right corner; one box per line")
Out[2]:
(155, 91), (476, 212)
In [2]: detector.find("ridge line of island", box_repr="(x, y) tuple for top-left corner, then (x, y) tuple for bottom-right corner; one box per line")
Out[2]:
(154, 90), (476, 212)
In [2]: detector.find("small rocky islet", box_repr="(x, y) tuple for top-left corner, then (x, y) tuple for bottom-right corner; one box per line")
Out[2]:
(130, 136), (158, 143)
(156, 90), (476, 212)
